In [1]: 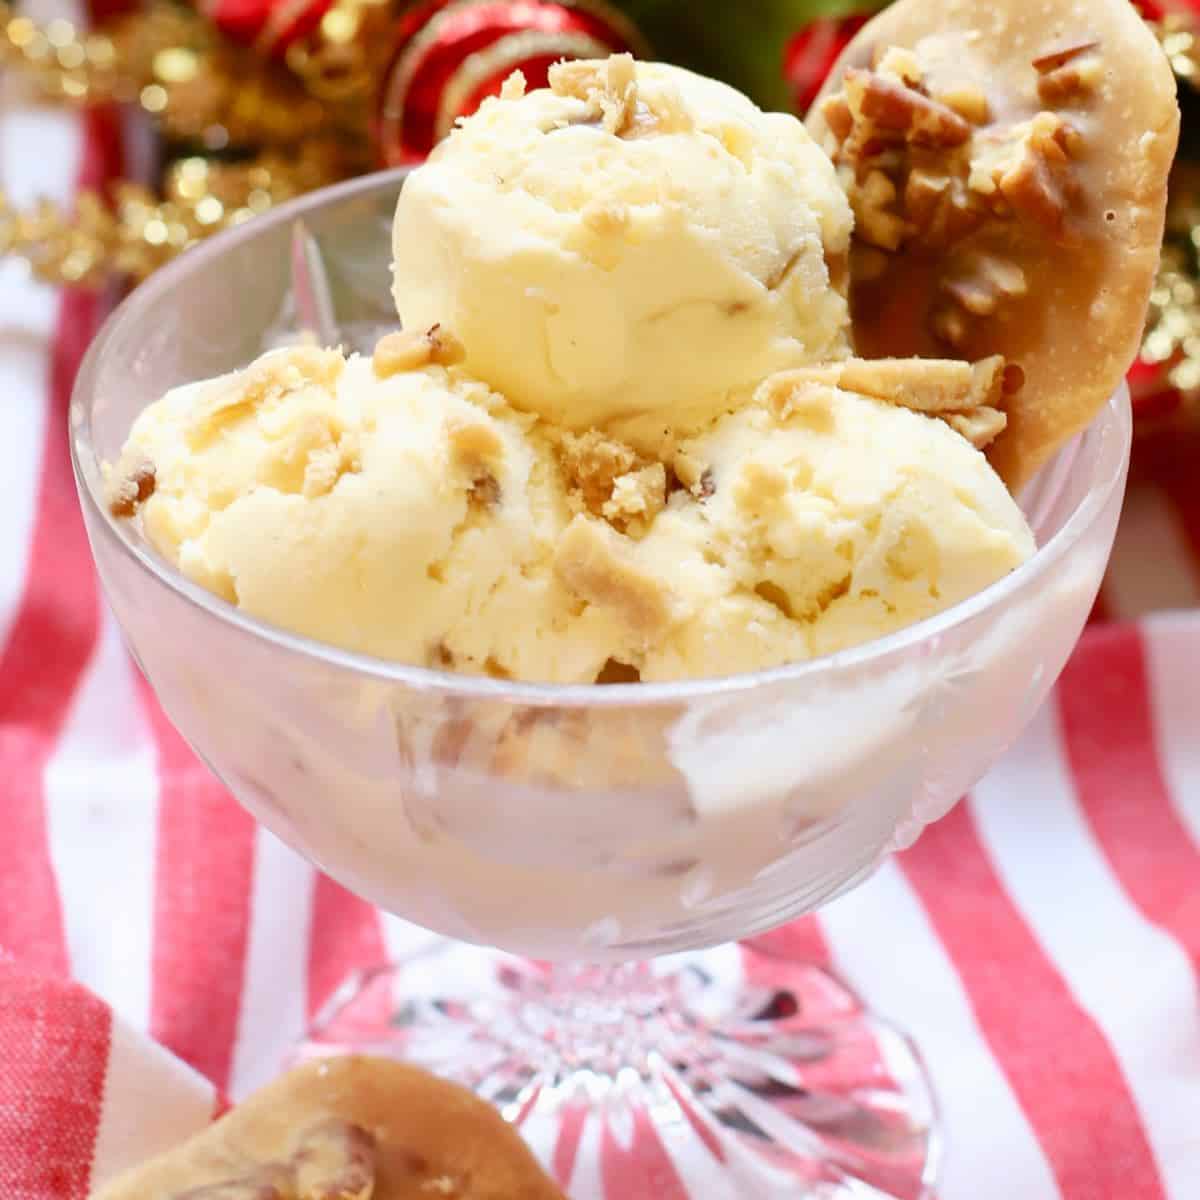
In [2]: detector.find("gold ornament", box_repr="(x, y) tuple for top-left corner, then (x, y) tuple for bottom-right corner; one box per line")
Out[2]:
(0, 0), (376, 286)
(0, 0), (200, 106)
(0, 143), (349, 287)
(0, 0), (359, 148)
(285, 0), (393, 104)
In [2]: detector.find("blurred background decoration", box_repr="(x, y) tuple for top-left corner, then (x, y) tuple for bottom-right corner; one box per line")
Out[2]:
(2, 0), (1199, 455)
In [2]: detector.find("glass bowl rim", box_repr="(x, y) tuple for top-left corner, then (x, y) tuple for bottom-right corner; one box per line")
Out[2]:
(70, 167), (1132, 709)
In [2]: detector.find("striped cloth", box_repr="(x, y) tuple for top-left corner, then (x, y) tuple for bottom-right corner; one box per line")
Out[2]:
(3, 18), (1200, 1199)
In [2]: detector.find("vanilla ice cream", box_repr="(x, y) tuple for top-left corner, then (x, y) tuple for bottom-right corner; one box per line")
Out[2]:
(117, 342), (629, 684)
(116, 340), (1033, 684)
(549, 370), (1035, 682)
(391, 56), (853, 447)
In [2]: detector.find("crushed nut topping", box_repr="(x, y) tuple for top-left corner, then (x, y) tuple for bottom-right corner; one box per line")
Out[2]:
(973, 112), (1081, 238)
(558, 430), (637, 514)
(602, 463), (666, 527)
(107, 457), (156, 518)
(842, 67), (972, 154)
(932, 250), (1030, 351)
(549, 54), (639, 136)
(446, 412), (504, 473)
(499, 69), (526, 100)
(467, 472), (501, 510)
(904, 167), (984, 247)
(373, 325), (465, 378)
(819, 34), (1100, 356)
(941, 252), (1029, 317)
(935, 84), (990, 126)
(946, 406), (1009, 448)
(852, 169), (906, 251)
(557, 429), (665, 534)
(770, 355), (1012, 448)
(667, 448), (714, 499)
(553, 515), (675, 640)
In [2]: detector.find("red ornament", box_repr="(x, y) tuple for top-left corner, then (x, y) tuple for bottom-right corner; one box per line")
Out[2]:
(374, 0), (648, 165)
(1130, 0), (1200, 20)
(783, 11), (872, 115)
(195, 0), (332, 54)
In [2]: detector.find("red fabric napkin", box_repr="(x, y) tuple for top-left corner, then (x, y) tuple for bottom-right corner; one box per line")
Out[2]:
(2, 19), (1199, 1200)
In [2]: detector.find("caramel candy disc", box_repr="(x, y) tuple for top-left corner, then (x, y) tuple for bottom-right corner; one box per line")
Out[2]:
(92, 1057), (565, 1200)
(809, 0), (1179, 489)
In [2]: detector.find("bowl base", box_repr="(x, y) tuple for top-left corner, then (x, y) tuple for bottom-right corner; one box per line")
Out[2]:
(296, 940), (938, 1199)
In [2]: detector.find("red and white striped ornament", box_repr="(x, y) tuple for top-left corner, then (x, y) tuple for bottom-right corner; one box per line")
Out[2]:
(373, 0), (648, 165)
(195, 0), (333, 54)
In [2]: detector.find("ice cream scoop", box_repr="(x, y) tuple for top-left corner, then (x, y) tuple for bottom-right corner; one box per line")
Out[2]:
(391, 56), (854, 450)
(112, 341), (1034, 683)
(114, 342), (629, 684)
(550, 366), (1035, 682)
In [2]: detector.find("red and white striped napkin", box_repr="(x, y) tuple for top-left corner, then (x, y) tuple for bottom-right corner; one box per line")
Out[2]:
(3, 11), (1200, 1197)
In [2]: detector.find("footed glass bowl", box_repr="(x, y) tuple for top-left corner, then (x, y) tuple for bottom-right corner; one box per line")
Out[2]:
(71, 169), (1130, 1199)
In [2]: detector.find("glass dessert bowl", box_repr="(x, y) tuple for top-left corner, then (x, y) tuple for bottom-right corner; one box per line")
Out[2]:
(72, 169), (1130, 1199)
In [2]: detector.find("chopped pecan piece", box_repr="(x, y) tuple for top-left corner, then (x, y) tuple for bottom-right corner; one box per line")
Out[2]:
(549, 54), (638, 136)
(819, 94), (853, 142)
(781, 355), (1007, 412)
(973, 113), (1081, 237)
(668, 447), (714, 498)
(872, 45), (924, 85)
(852, 169), (906, 251)
(931, 304), (971, 352)
(935, 84), (990, 125)
(944, 252), (1028, 315)
(467, 473), (501, 510)
(947, 406), (1008, 448)
(553, 515), (675, 641)
(557, 430), (664, 534)
(602, 463), (666, 529)
(1037, 53), (1103, 104)
(373, 325), (465, 377)
(843, 68), (972, 150)
(905, 168), (984, 246)
(769, 356), (1012, 449)
(107, 457), (156, 518)
(557, 429), (638, 517)
(930, 251), (1029, 350)
(499, 69), (526, 100)
(445, 412), (504, 475)
(291, 1119), (375, 1200)
(1032, 38), (1101, 74)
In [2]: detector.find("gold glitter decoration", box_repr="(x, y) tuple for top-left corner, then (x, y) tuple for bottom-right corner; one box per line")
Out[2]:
(1135, 13), (1200, 432)
(0, 0), (352, 148)
(0, 143), (350, 287)
(0, 0), (203, 105)
(1140, 163), (1200, 404)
